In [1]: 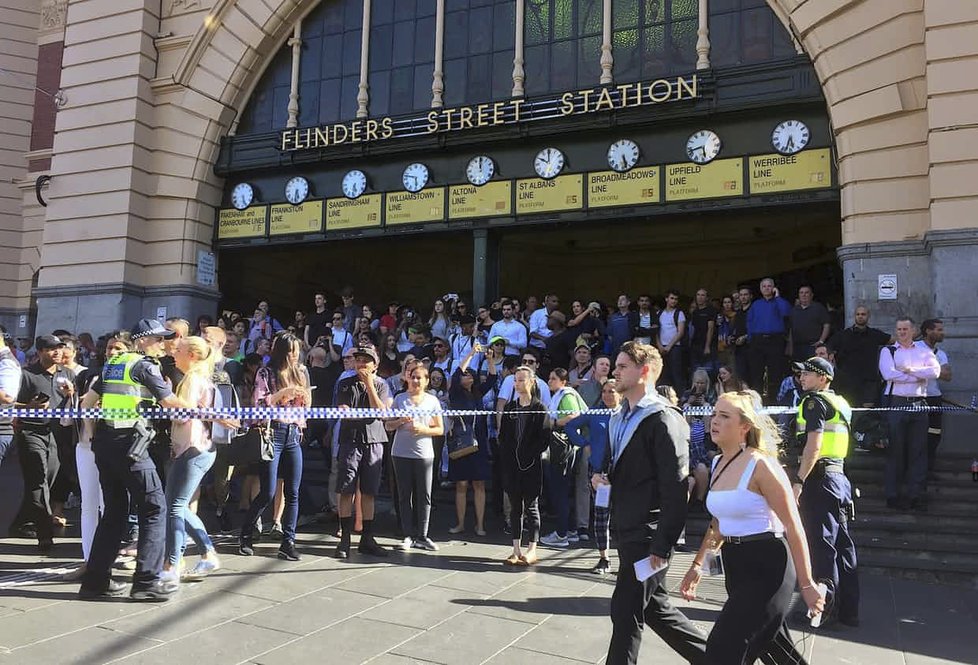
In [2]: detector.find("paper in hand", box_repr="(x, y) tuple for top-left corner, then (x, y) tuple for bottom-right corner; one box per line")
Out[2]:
(633, 556), (668, 582)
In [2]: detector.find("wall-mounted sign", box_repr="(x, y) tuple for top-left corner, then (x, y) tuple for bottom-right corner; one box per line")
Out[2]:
(325, 195), (382, 231)
(665, 159), (743, 201)
(516, 174), (583, 214)
(196, 250), (216, 287)
(448, 182), (512, 220)
(269, 200), (323, 236)
(878, 274), (897, 301)
(749, 148), (832, 194)
(587, 167), (660, 208)
(280, 75), (698, 152)
(386, 188), (446, 226)
(217, 205), (267, 239)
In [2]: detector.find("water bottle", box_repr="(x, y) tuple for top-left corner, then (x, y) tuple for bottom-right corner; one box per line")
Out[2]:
(971, 459), (978, 482)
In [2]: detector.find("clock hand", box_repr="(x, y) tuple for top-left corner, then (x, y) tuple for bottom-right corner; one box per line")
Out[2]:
(786, 136), (794, 150)
(619, 154), (626, 169)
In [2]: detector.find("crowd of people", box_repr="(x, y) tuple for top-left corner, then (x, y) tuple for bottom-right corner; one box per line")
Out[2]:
(0, 279), (954, 663)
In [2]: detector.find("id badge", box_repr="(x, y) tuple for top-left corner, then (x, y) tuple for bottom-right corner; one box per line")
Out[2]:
(703, 550), (724, 577)
(595, 483), (611, 508)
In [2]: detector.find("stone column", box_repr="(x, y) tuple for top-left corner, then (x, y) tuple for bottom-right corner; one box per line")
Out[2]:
(285, 21), (302, 128)
(512, 0), (525, 97)
(472, 230), (499, 308)
(356, 0), (371, 118)
(431, 0), (445, 107)
(695, 0), (710, 70)
(599, 0), (613, 84)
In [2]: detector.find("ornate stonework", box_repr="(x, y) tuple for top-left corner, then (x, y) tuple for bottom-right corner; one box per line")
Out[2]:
(165, 0), (202, 17)
(39, 0), (67, 31)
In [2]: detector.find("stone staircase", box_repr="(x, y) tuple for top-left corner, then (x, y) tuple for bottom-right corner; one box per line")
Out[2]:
(685, 450), (978, 588)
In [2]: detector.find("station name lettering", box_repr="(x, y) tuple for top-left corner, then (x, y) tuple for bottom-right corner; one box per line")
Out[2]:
(280, 75), (698, 152)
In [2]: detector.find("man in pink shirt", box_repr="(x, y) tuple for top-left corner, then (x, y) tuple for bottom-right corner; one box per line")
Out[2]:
(878, 317), (940, 511)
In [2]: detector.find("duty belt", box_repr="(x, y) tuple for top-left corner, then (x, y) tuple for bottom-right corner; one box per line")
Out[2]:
(814, 457), (844, 475)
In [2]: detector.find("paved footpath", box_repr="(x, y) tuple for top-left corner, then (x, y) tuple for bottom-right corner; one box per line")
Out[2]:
(1, 471), (976, 663)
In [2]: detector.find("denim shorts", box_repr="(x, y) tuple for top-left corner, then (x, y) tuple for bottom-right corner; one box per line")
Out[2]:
(336, 441), (384, 495)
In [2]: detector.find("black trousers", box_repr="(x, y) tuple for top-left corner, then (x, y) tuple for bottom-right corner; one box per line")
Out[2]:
(505, 464), (542, 544)
(13, 429), (60, 541)
(800, 471), (859, 623)
(748, 334), (787, 402)
(82, 425), (166, 592)
(50, 422), (77, 504)
(708, 538), (805, 665)
(925, 395), (943, 472)
(607, 540), (708, 665)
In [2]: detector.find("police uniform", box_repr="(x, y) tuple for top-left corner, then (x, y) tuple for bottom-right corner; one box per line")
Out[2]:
(797, 386), (860, 626)
(80, 324), (176, 600)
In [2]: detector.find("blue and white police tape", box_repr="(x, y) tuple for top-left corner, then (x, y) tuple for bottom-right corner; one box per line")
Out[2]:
(2, 398), (976, 421)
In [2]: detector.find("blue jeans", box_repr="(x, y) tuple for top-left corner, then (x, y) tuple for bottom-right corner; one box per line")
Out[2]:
(242, 422), (303, 542)
(0, 433), (12, 466)
(165, 447), (217, 566)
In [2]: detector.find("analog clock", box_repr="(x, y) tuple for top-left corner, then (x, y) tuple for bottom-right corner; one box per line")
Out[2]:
(402, 163), (429, 193)
(771, 120), (810, 155)
(231, 182), (254, 210)
(686, 130), (721, 164)
(607, 139), (640, 173)
(534, 147), (565, 179)
(466, 155), (495, 186)
(284, 176), (310, 205)
(342, 170), (367, 199)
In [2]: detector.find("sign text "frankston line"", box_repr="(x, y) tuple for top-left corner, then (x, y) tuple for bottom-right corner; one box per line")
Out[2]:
(280, 75), (699, 152)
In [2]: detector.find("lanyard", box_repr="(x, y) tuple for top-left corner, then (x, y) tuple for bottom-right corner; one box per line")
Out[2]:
(709, 449), (744, 489)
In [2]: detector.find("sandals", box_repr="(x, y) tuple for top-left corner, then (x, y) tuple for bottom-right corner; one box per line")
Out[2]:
(448, 524), (465, 535)
(519, 552), (538, 566)
(504, 554), (521, 566)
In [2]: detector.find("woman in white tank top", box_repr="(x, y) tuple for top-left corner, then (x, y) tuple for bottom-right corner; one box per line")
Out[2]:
(680, 391), (825, 664)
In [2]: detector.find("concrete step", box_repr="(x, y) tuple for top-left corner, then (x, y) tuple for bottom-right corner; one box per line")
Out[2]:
(854, 482), (978, 501)
(854, 529), (978, 554)
(858, 545), (978, 576)
(845, 451), (976, 473)
(850, 510), (978, 535)
(856, 496), (978, 517)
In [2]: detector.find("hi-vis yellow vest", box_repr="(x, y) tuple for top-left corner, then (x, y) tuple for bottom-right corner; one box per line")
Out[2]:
(101, 352), (156, 427)
(796, 390), (852, 459)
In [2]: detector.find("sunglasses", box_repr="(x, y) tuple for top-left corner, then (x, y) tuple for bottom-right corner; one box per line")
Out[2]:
(522, 359), (537, 364)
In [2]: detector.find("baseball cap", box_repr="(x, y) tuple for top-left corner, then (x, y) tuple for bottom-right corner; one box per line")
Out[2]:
(574, 336), (590, 351)
(793, 357), (834, 380)
(131, 318), (176, 341)
(352, 345), (379, 364)
(35, 334), (66, 351)
(488, 335), (506, 346)
(588, 301), (601, 312)
(459, 314), (476, 325)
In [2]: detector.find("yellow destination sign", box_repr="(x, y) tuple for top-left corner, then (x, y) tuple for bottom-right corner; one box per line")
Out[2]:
(749, 148), (832, 194)
(325, 194), (383, 231)
(217, 206), (267, 239)
(587, 167), (660, 208)
(515, 174), (584, 214)
(448, 181), (512, 219)
(385, 188), (446, 226)
(269, 201), (323, 236)
(665, 158), (743, 201)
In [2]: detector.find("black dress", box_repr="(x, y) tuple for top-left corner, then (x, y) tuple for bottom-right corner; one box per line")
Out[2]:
(447, 369), (496, 482)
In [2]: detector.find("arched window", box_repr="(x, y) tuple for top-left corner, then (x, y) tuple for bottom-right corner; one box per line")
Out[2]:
(524, 0), (602, 96)
(709, 0), (797, 67)
(368, 0), (437, 116)
(443, 0), (515, 106)
(612, 0), (698, 84)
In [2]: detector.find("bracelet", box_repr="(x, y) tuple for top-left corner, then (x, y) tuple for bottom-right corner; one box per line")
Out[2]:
(800, 583), (814, 590)
(690, 564), (702, 572)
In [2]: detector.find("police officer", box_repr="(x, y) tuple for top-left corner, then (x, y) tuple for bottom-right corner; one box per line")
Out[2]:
(791, 356), (859, 628)
(77, 319), (187, 601)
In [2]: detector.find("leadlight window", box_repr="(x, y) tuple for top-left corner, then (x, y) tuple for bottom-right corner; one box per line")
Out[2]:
(524, 0), (602, 95)
(443, 0), (515, 106)
(612, 0), (698, 84)
(368, 0), (437, 116)
(709, 0), (796, 68)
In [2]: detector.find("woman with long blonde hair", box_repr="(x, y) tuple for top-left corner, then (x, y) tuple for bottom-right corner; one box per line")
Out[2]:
(680, 390), (824, 664)
(164, 335), (221, 581)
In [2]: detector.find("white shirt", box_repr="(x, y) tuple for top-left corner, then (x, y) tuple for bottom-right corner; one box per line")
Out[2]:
(914, 341), (949, 397)
(0, 347), (21, 418)
(450, 334), (484, 373)
(658, 309), (685, 347)
(497, 374), (551, 404)
(527, 308), (552, 349)
(488, 319), (528, 356)
(878, 342), (941, 398)
(636, 311), (652, 345)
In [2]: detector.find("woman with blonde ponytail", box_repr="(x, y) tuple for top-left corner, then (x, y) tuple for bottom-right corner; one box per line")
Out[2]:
(680, 390), (824, 664)
(163, 335), (221, 582)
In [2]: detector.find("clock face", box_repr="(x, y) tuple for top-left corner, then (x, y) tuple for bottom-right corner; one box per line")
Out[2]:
(342, 170), (367, 199)
(231, 182), (254, 210)
(686, 130), (722, 164)
(466, 155), (495, 186)
(607, 139), (640, 172)
(534, 147), (565, 179)
(402, 163), (429, 193)
(771, 120), (810, 155)
(284, 176), (309, 205)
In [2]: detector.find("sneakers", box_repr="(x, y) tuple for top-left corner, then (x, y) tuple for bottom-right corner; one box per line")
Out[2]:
(269, 521), (284, 538)
(540, 531), (570, 548)
(577, 532), (590, 542)
(566, 530), (580, 544)
(130, 580), (179, 602)
(78, 579), (127, 600)
(238, 534), (254, 557)
(278, 540), (300, 561)
(412, 537), (439, 552)
(400, 537), (414, 551)
(591, 558), (610, 575)
(65, 492), (81, 510)
(217, 509), (233, 534)
(183, 558), (221, 581)
(358, 538), (389, 557)
(448, 524), (465, 534)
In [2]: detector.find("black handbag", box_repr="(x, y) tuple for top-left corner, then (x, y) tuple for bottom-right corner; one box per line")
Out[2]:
(448, 418), (479, 460)
(228, 422), (274, 465)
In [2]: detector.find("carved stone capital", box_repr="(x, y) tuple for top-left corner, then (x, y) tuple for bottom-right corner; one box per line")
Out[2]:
(165, 0), (202, 18)
(39, 0), (67, 32)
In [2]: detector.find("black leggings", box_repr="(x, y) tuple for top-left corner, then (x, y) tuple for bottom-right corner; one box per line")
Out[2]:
(707, 537), (806, 665)
(506, 466), (542, 544)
